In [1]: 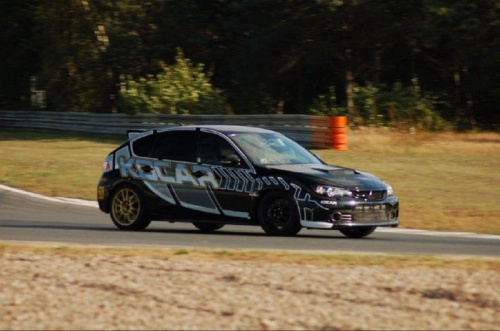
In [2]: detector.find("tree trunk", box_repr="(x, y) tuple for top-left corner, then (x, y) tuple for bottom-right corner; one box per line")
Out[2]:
(373, 43), (382, 84)
(345, 48), (354, 116)
(462, 64), (477, 130)
(296, 61), (304, 114)
(453, 61), (464, 127)
(409, 39), (417, 82)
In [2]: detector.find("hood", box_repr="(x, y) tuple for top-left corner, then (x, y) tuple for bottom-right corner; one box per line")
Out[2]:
(265, 164), (387, 191)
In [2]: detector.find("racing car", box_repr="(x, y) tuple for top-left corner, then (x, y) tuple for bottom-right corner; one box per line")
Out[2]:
(97, 125), (399, 238)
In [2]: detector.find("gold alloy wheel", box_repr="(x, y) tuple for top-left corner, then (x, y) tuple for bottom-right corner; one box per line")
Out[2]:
(112, 188), (141, 226)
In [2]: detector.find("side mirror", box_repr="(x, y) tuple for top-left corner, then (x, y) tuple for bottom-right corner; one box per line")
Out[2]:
(221, 154), (241, 167)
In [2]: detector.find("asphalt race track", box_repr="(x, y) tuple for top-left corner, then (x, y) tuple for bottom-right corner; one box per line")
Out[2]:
(1, 187), (499, 257)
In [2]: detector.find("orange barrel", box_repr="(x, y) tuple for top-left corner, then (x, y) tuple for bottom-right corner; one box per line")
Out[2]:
(329, 116), (347, 128)
(329, 116), (348, 150)
(331, 134), (347, 145)
(331, 127), (347, 135)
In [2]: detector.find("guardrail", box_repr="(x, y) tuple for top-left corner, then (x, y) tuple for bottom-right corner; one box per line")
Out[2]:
(0, 110), (340, 149)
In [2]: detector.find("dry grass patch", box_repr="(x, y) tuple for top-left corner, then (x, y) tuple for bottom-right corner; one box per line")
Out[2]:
(0, 129), (121, 199)
(1, 242), (499, 270)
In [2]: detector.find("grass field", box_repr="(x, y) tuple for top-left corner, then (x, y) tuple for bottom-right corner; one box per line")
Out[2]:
(0, 128), (499, 234)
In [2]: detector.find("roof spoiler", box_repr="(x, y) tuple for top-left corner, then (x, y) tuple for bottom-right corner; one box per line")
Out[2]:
(127, 129), (146, 140)
(127, 129), (158, 140)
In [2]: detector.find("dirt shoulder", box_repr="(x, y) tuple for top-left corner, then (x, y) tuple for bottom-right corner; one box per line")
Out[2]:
(1, 242), (499, 330)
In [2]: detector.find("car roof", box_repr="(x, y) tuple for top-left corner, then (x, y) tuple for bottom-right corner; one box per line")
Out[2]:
(159, 125), (277, 135)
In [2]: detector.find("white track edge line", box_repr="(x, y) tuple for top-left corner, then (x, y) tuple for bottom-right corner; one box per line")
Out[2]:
(0, 184), (98, 208)
(0, 184), (498, 240)
(377, 228), (500, 240)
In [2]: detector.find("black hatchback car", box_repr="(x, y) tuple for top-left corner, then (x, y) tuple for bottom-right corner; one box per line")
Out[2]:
(97, 125), (399, 238)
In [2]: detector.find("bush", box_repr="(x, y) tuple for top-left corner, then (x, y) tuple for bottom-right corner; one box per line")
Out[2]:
(309, 86), (346, 116)
(353, 83), (383, 127)
(309, 79), (449, 131)
(380, 80), (448, 131)
(118, 49), (226, 114)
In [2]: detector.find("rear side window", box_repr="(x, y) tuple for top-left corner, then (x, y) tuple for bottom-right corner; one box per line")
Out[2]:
(152, 131), (197, 162)
(132, 134), (157, 157)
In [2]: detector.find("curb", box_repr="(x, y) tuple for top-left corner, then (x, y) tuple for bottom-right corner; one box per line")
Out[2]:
(0, 184), (98, 208)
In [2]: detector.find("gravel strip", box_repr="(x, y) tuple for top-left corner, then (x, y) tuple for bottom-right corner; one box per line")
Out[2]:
(1, 249), (499, 330)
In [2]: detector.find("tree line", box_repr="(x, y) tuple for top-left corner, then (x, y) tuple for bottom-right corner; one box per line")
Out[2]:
(1, 0), (499, 130)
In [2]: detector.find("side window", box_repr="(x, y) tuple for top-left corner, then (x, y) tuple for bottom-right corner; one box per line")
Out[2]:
(198, 132), (243, 167)
(152, 131), (197, 162)
(132, 134), (157, 157)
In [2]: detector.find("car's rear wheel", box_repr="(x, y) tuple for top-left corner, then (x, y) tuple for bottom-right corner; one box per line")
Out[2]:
(192, 222), (224, 232)
(110, 185), (151, 230)
(258, 191), (301, 236)
(339, 226), (376, 238)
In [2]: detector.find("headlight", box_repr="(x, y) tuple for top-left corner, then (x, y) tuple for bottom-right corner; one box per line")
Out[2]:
(386, 185), (394, 196)
(315, 185), (352, 198)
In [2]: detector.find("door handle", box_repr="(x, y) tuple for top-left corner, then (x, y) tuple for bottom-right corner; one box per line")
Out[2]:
(193, 170), (208, 178)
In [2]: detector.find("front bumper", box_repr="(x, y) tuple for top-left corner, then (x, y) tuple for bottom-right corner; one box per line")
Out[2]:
(299, 196), (399, 229)
(97, 176), (114, 214)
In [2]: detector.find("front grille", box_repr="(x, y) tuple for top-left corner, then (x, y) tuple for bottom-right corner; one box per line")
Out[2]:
(353, 210), (388, 222)
(340, 213), (352, 222)
(329, 211), (352, 222)
(352, 190), (386, 201)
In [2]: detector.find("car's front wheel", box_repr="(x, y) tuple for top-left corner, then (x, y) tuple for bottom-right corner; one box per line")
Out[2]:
(339, 226), (376, 238)
(258, 191), (301, 236)
(110, 185), (151, 230)
(192, 222), (224, 232)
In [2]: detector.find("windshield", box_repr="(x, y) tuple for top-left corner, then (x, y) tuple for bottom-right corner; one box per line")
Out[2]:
(229, 132), (322, 166)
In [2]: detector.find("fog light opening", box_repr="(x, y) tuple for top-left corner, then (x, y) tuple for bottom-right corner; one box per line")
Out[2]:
(332, 212), (342, 221)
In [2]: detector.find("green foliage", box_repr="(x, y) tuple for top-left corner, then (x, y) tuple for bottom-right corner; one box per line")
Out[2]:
(310, 80), (449, 131)
(118, 50), (226, 114)
(352, 84), (382, 127)
(380, 80), (448, 131)
(3, 0), (500, 128)
(31, 0), (113, 112)
(309, 86), (346, 117)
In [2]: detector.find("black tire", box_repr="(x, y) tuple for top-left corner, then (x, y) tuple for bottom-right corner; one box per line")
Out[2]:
(339, 227), (376, 238)
(110, 185), (151, 230)
(192, 222), (224, 232)
(257, 191), (301, 236)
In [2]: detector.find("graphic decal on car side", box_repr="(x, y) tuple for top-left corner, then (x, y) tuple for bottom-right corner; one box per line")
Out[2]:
(144, 181), (176, 205)
(118, 157), (219, 189)
(117, 156), (250, 218)
(170, 184), (220, 215)
(289, 183), (328, 221)
(213, 167), (261, 193)
(114, 146), (131, 169)
(117, 155), (327, 222)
